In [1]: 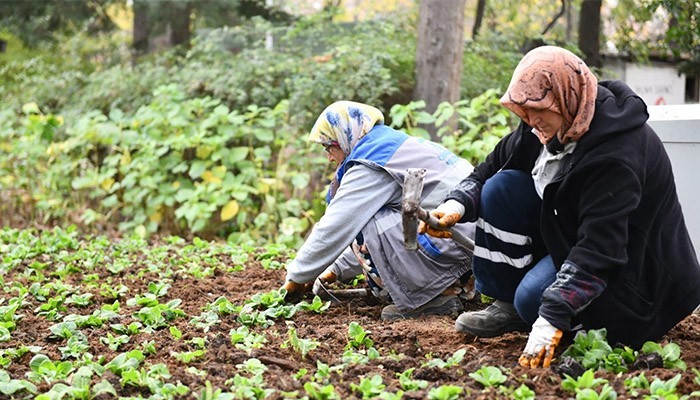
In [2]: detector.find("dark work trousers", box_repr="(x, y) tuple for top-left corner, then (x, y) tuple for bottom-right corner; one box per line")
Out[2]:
(472, 170), (555, 324)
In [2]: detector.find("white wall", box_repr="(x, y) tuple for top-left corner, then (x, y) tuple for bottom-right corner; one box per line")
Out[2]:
(648, 104), (700, 258)
(603, 60), (687, 105)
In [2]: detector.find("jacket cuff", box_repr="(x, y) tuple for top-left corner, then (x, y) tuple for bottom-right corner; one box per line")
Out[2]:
(539, 261), (607, 331)
(445, 178), (482, 223)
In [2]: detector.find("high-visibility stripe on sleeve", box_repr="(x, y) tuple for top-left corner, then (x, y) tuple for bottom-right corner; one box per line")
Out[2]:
(476, 218), (532, 245)
(473, 245), (533, 269)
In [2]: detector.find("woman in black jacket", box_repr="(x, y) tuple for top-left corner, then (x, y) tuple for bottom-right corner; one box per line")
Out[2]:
(422, 45), (700, 368)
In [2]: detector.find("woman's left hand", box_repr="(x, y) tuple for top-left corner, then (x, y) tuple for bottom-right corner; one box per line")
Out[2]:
(519, 316), (563, 368)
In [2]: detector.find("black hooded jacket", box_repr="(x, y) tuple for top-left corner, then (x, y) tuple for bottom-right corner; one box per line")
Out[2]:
(447, 80), (700, 347)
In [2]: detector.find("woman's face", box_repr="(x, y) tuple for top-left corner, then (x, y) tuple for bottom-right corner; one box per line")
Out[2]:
(324, 143), (346, 165)
(525, 108), (564, 142)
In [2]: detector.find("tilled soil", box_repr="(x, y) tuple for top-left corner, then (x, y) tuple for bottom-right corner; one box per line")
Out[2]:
(2, 240), (700, 399)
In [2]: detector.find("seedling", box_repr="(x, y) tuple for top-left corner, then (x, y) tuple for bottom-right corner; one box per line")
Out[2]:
(304, 381), (340, 400)
(111, 321), (143, 335)
(397, 368), (428, 391)
(26, 354), (75, 384)
(59, 335), (90, 359)
(648, 374), (683, 399)
(640, 341), (687, 370)
(100, 333), (130, 351)
(196, 381), (234, 400)
(236, 358), (268, 376)
(230, 326), (267, 353)
(172, 349), (206, 363)
(469, 365), (507, 389)
(298, 295), (331, 314)
(0, 370), (37, 396)
(427, 384), (463, 400)
(351, 375), (386, 399)
(282, 326), (319, 359)
(504, 384), (536, 400)
(347, 321), (374, 350)
(64, 292), (94, 307)
(49, 321), (80, 339)
(573, 385), (618, 400)
(561, 328), (613, 370)
(561, 370), (608, 393)
(623, 372), (650, 397)
(423, 349), (467, 369)
(170, 325), (183, 340)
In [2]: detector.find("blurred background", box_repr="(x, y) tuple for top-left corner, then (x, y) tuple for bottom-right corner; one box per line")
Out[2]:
(0, 0), (698, 246)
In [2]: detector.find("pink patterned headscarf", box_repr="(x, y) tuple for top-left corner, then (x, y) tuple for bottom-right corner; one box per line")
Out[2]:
(500, 46), (598, 145)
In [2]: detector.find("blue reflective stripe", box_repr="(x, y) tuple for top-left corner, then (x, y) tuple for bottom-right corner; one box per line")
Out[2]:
(417, 234), (442, 258)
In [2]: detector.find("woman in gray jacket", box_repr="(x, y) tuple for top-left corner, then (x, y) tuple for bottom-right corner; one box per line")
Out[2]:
(282, 101), (476, 320)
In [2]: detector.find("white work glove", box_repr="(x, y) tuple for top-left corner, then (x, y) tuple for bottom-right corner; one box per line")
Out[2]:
(519, 316), (563, 368)
(418, 200), (465, 238)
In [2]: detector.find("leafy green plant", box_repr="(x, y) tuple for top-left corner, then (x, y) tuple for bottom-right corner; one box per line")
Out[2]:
(230, 326), (267, 354)
(561, 328), (614, 370)
(646, 374), (683, 399)
(172, 349), (206, 363)
(397, 368), (428, 391)
(26, 354), (75, 384)
(132, 299), (186, 330)
(100, 333), (130, 351)
(304, 381), (340, 400)
(351, 375), (386, 399)
(423, 349), (467, 369)
(104, 350), (145, 376)
(298, 295), (331, 314)
(227, 373), (273, 400)
(196, 381), (235, 400)
(573, 385), (618, 400)
(110, 321), (143, 335)
(347, 321), (374, 350)
(427, 384), (463, 400)
(561, 370), (610, 394)
(469, 365), (507, 389)
(640, 341), (687, 370)
(623, 372), (650, 397)
(0, 370), (37, 396)
(282, 326), (319, 359)
(504, 384), (536, 400)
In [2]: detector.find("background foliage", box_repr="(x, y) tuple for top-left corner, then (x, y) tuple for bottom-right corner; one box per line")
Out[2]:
(1, 0), (693, 246)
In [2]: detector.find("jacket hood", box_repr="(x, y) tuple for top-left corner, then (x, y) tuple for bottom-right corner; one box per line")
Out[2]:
(586, 80), (649, 137)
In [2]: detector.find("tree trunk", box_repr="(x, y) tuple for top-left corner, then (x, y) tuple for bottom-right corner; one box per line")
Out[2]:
(565, 0), (572, 42)
(578, 0), (602, 69)
(169, 1), (192, 48)
(414, 0), (467, 141)
(132, 0), (150, 56)
(472, 0), (486, 38)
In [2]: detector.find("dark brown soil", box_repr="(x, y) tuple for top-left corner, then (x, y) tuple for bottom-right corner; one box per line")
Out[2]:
(2, 237), (700, 399)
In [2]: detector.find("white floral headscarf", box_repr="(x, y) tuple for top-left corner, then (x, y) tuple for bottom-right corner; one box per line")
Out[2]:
(308, 101), (384, 156)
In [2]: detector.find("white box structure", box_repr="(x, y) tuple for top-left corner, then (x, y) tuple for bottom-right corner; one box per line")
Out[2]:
(648, 104), (700, 258)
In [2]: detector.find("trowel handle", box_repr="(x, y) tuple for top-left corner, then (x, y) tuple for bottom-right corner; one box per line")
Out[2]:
(417, 208), (475, 251)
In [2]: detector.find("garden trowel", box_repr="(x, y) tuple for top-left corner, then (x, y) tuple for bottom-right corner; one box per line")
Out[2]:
(312, 279), (371, 305)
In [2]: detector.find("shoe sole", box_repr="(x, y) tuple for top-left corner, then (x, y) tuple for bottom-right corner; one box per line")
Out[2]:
(381, 298), (463, 320)
(454, 317), (530, 337)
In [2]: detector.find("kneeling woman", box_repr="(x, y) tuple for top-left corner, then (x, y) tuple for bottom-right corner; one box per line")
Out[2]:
(282, 101), (475, 320)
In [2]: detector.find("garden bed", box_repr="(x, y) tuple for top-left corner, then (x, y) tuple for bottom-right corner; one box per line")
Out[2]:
(1, 228), (699, 399)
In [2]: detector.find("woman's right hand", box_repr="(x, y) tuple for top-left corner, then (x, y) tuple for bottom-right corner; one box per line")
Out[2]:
(418, 200), (465, 238)
(281, 280), (311, 303)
